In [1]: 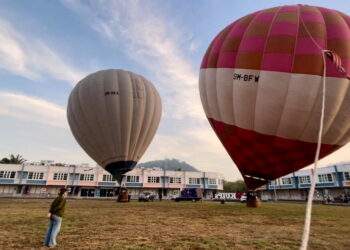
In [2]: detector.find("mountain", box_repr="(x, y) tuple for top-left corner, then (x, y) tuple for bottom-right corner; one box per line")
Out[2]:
(137, 159), (198, 171)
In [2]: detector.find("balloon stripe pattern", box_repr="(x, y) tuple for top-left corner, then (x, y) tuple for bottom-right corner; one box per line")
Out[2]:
(199, 5), (350, 189)
(67, 69), (162, 182)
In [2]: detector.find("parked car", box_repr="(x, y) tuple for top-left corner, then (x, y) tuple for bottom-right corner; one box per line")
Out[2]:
(138, 192), (155, 202)
(173, 188), (202, 202)
(240, 194), (247, 203)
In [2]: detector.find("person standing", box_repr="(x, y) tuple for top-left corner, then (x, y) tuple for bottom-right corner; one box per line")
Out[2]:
(44, 188), (67, 248)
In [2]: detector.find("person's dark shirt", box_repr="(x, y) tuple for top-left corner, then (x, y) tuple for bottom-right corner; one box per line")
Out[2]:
(49, 195), (66, 217)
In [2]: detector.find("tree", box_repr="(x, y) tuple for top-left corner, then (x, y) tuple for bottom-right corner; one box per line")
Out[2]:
(55, 163), (65, 166)
(0, 157), (10, 164)
(223, 180), (247, 193)
(0, 154), (26, 164)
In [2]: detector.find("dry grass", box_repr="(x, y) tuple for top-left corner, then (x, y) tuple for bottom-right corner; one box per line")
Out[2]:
(0, 199), (349, 249)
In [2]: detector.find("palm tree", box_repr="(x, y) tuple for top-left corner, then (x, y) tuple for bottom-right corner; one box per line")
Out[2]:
(0, 157), (10, 164)
(0, 154), (26, 164)
(10, 154), (26, 164)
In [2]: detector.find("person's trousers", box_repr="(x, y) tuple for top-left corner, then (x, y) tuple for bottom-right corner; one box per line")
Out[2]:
(44, 214), (62, 247)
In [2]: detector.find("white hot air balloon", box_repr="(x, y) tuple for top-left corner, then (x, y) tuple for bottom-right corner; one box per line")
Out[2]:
(67, 69), (162, 182)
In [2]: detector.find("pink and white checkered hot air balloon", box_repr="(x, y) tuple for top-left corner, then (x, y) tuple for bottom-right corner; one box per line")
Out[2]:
(199, 5), (350, 190)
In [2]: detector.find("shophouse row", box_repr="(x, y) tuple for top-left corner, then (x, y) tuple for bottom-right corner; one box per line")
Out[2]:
(259, 162), (350, 202)
(0, 163), (224, 199)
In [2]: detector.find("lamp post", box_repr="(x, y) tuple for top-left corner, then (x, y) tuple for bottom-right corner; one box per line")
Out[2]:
(65, 165), (71, 188)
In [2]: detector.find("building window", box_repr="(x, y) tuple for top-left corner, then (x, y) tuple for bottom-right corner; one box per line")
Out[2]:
(147, 176), (160, 183)
(126, 176), (139, 183)
(208, 178), (216, 185)
(81, 189), (95, 197)
(189, 178), (201, 185)
(318, 173), (333, 183)
(170, 177), (182, 184)
(344, 172), (350, 181)
(80, 174), (94, 181)
(299, 175), (311, 184)
(100, 189), (114, 197)
(0, 171), (16, 179)
(282, 177), (292, 185)
(53, 173), (68, 181)
(103, 174), (115, 182)
(28, 172), (44, 180)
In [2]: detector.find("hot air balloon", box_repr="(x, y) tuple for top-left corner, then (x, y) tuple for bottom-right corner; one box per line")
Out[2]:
(199, 5), (350, 190)
(67, 69), (162, 183)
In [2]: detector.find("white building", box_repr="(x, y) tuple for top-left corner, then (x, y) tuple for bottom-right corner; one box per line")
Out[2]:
(259, 162), (350, 202)
(0, 163), (224, 199)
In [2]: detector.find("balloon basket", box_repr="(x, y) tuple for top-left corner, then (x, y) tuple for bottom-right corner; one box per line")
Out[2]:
(117, 187), (130, 202)
(246, 198), (261, 208)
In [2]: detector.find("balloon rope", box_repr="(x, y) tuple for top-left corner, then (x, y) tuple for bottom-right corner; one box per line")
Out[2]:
(300, 51), (327, 250)
(300, 13), (323, 51)
(300, 11), (350, 80)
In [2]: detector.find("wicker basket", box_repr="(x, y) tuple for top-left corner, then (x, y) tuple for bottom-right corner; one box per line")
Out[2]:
(246, 198), (261, 207)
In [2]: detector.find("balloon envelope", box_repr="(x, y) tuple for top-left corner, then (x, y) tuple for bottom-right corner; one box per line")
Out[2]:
(67, 69), (162, 182)
(199, 5), (350, 189)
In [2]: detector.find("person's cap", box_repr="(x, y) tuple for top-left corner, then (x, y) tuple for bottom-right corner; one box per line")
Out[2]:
(59, 188), (68, 194)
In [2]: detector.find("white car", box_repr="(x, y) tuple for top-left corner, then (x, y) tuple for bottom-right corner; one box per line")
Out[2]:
(138, 192), (155, 202)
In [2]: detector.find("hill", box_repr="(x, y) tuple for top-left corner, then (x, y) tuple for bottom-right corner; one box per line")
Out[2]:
(137, 159), (198, 171)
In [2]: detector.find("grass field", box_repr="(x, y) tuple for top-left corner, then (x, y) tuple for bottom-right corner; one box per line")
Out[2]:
(0, 199), (349, 249)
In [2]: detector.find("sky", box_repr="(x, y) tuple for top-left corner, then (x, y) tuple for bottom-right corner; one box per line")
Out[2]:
(0, 0), (350, 181)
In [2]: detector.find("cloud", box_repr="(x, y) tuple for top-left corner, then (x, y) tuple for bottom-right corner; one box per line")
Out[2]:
(60, 0), (242, 179)
(140, 122), (243, 181)
(189, 41), (200, 52)
(61, 0), (204, 120)
(0, 91), (67, 128)
(0, 18), (86, 84)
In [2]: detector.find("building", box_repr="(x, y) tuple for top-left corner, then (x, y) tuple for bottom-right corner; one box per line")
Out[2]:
(259, 162), (350, 202)
(124, 167), (224, 199)
(0, 163), (224, 199)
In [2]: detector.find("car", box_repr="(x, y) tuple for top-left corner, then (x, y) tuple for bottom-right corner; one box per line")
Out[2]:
(138, 192), (155, 202)
(174, 197), (201, 202)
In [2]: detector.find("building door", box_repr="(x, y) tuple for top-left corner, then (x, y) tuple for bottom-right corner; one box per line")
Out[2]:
(16, 185), (23, 194)
(81, 188), (95, 197)
(100, 189), (114, 197)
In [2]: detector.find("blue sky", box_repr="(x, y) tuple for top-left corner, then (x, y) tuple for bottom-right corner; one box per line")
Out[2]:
(1, 0), (350, 181)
